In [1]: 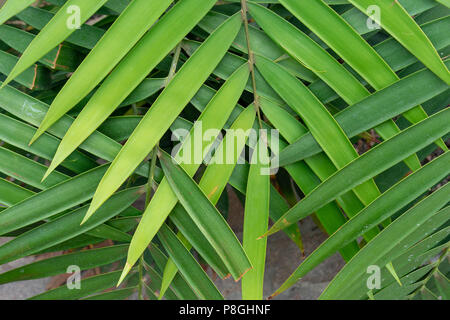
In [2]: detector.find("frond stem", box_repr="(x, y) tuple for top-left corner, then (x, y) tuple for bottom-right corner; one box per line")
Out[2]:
(240, 0), (264, 130)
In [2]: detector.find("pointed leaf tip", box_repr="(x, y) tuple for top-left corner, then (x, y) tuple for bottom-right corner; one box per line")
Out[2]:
(29, 129), (43, 146)
(117, 263), (133, 287)
(42, 164), (57, 182)
(386, 261), (403, 287)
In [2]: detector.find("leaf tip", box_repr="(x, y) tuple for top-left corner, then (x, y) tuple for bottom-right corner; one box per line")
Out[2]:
(268, 291), (279, 300)
(29, 130), (43, 146)
(235, 266), (253, 282)
(80, 210), (93, 226)
(257, 229), (273, 239)
(42, 163), (57, 182)
(117, 263), (133, 287)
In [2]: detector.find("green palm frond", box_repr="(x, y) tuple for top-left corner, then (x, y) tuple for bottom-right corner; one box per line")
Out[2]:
(0, 0), (448, 301)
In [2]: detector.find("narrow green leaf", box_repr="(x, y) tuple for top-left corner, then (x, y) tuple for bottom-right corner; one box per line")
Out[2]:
(0, 0), (34, 25)
(436, 0), (450, 8)
(310, 0), (438, 41)
(118, 78), (166, 108)
(260, 97), (367, 250)
(242, 137), (270, 300)
(31, 0), (217, 150)
(374, 264), (437, 300)
(29, 0), (173, 144)
(142, 260), (181, 300)
(393, 227), (450, 281)
(0, 170), (125, 242)
(0, 179), (33, 207)
(247, 2), (366, 104)
(0, 245), (129, 284)
(248, 2), (421, 171)
(0, 82), (162, 180)
(157, 224), (224, 300)
(147, 243), (199, 300)
(349, 0), (450, 85)
(342, 219), (450, 300)
(0, 187), (143, 264)
(267, 108), (449, 237)
(158, 227), (194, 300)
(0, 146), (68, 190)
(84, 12), (242, 223)
(159, 149), (252, 281)
(182, 39), (283, 104)
(386, 262), (403, 287)
(273, 153), (449, 297)
(82, 286), (137, 300)
(34, 234), (106, 255)
(2, 0), (108, 87)
(29, 269), (135, 300)
(307, 15), (449, 105)
(45, 0), (129, 15)
(157, 106), (256, 296)
(279, 0), (445, 155)
(0, 50), (51, 90)
(166, 84), (303, 250)
(255, 54), (381, 216)
(0, 24), (80, 71)
(0, 165), (108, 236)
(198, 10), (318, 83)
(118, 64), (250, 286)
(169, 100), (304, 248)
(279, 62), (450, 165)
(160, 111), (258, 296)
(0, 113), (96, 174)
(16, 6), (104, 49)
(170, 212), (230, 276)
(85, 223), (132, 242)
(432, 271), (450, 300)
